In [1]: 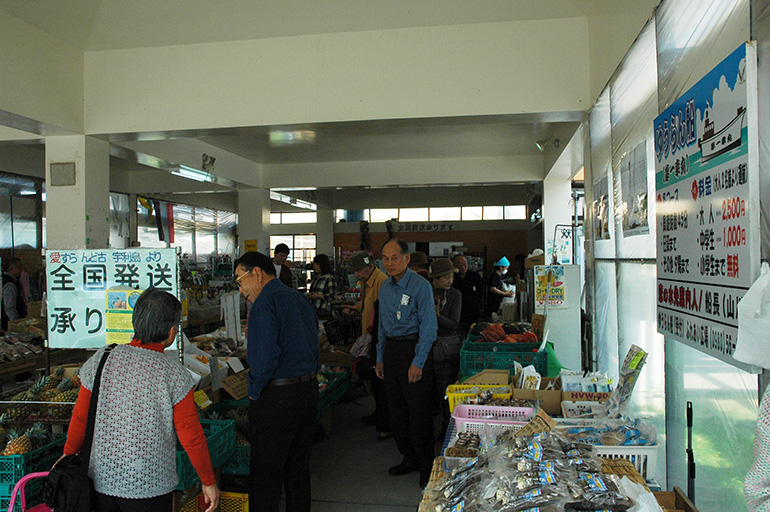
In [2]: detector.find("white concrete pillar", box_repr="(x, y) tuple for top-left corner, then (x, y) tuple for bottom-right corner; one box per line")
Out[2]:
(45, 135), (110, 249)
(543, 177), (574, 264)
(316, 208), (334, 258)
(237, 188), (271, 255)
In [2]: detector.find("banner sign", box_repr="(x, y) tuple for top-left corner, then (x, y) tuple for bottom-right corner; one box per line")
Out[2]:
(46, 249), (179, 348)
(654, 43), (760, 371)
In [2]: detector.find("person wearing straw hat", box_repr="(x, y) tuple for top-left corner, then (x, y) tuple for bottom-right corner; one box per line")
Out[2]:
(429, 258), (463, 433)
(485, 256), (514, 320)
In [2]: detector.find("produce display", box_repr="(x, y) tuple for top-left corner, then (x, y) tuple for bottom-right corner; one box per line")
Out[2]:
(469, 322), (539, 344)
(0, 334), (44, 362)
(0, 367), (81, 422)
(425, 429), (639, 511)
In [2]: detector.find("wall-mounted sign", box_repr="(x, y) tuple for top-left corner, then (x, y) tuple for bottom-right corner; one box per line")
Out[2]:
(654, 43), (760, 371)
(46, 249), (179, 348)
(397, 222), (456, 232)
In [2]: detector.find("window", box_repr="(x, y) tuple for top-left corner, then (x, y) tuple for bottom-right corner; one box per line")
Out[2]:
(430, 207), (461, 221)
(370, 208), (399, 222)
(483, 206), (504, 220)
(399, 208), (429, 222)
(504, 205), (527, 220)
(269, 234), (317, 264)
(462, 207), (483, 221)
(281, 212), (317, 224)
(270, 213), (282, 224)
(136, 198), (238, 262)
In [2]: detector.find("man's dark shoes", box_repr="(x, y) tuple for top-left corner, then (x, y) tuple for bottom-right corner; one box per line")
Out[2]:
(419, 470), (431, 488)
(361, 412), (377, 426)
(388, 460), (418, 476)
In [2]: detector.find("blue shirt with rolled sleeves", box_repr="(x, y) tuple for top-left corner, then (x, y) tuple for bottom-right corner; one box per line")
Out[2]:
(246, 279), (320, 400)
(377, 268), (438, 369)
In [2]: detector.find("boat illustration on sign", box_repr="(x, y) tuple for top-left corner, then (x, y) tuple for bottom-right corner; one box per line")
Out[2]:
(697, 106), (745, 162)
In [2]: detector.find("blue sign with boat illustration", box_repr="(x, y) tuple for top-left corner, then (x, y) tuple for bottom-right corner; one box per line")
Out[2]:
(654, 42), (760, 372)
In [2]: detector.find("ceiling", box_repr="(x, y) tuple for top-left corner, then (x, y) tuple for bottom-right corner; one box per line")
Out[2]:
(0, 0), (657, 208)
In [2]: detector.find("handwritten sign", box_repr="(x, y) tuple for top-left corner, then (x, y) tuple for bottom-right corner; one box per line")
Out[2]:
(221, 370), (249, 400)
(654, 43), (760, 371)
(45, 249), (179, 348)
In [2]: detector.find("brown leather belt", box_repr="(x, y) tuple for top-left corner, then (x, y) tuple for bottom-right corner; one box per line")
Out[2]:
(268, 372), (316, 387)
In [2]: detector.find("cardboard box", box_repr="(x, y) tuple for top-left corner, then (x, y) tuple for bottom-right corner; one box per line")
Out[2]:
(531, 314), (546, 342)
(7, 317), (46, 334)
(560, 391), (611, 418)
(27, 301), (43, 319)
(512, 376), (562, 416)
(461, 369), (509, 385)
(319, 348), (356, 367)
(561, 390), (611, 402)
(525, 253), (545, 268)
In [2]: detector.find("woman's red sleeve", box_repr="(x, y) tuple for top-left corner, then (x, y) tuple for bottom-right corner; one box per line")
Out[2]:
(63, 387), (90, 455)
(174, 391), (216, 486)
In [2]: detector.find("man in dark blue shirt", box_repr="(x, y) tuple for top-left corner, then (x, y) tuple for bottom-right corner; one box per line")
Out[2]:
(235, 251), (319, 512)
(375, 238), (438, 488)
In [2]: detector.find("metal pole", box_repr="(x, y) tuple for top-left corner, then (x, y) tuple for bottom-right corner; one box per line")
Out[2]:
(687, 401), (696, 502)
(9, 194), (14, 258)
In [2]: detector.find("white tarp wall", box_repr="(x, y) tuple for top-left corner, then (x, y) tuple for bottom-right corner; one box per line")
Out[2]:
(586, 0), (756, 509)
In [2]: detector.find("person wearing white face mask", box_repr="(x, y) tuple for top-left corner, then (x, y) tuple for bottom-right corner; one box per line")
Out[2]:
(485, 256), (514, 320)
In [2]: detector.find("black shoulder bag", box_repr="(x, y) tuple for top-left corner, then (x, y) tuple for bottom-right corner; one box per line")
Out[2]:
(44, 344), (116, 512)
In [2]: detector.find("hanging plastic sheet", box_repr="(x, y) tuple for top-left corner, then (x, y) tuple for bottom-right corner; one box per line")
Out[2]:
(589, 87), (615, 260)
(609, 19), (658, 260)
(753, 1), (770, 261)
(594, 261), (619, 383)
(0, 171), (43, 249)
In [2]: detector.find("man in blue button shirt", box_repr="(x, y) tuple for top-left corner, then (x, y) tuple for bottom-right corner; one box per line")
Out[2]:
(375, 238), (438, 488)
(234, 251), (319, 512)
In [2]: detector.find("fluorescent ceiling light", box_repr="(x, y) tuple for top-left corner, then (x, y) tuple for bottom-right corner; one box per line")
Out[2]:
(171, 165), (213, 183)
(270, 191), (317, 211)
(269, 129), (316, 146)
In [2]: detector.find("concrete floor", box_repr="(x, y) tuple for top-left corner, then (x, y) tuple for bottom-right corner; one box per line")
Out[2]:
(309, 392), (437, 511)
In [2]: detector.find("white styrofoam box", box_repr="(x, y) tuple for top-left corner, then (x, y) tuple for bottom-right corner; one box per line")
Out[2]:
(594, 444), (659, 482)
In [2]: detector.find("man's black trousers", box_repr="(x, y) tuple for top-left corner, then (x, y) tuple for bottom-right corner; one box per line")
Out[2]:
(249, 379), (319, 512)
(383, 337), (435, 474)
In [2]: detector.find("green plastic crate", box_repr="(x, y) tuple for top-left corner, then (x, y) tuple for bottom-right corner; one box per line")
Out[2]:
(176, 419), (235, 490)
(0, 435), (66, 512)
(459, 347), (548, 376)
(317, 371), (351, 418)
(222, 444), (250, 476)
(462, 340), (541, 353)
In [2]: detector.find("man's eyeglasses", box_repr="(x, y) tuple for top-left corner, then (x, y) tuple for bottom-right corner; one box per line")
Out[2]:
(235, 270), (251, 287)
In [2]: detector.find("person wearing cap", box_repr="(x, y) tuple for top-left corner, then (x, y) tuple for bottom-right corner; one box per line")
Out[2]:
(429, 258), (463, 431)
(273, 243), (297, 289)
(486, 256), (514, 320)
(408, 251), (431, 281)
(342, 250), (390, 439)
(450, 254), (484, 338)
(375, 238), (438, 488)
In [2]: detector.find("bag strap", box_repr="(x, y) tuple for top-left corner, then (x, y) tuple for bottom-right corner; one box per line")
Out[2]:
(80, 343), (117, 475)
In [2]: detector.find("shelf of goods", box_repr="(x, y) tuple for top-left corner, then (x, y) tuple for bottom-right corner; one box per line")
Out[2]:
(422, 413), (662, 512)
(209, 371), (351, 477)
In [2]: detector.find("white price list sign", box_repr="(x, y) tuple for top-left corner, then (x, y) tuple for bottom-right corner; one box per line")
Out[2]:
(654, 43), (760, 371)
(45, 249), (179, 348)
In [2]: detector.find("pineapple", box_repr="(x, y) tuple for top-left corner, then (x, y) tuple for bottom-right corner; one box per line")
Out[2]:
(2, 429), (31, 455)
(27, 423), (48, 449)
(70, 368), (81, 388)
(0, 414), (9, 445)
(7, 379), (45, 421)
(37, 375), (60, 402)
(50, 378), (78, 419)
(47, 366), (65, 389)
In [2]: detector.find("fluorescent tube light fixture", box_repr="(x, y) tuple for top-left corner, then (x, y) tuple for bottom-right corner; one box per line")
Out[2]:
(270, 190), (317, 211)
(171, 165), (213, 183)
(535, 138), (559, 151)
